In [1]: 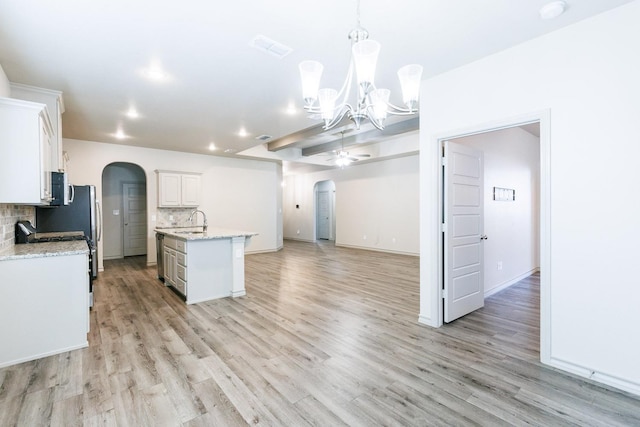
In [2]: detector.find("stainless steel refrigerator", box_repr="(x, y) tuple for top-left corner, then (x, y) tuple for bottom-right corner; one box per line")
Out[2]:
(35, 185), (101, 279)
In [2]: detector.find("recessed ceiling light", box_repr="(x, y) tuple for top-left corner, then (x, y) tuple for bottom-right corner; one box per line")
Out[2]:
(208, 142), (216, 151)
(140, 62), (170, 82)
(238, 128), (248, 137)
(126, 107), (139, 119)
(539, 1), (567, 20)
(285, 102), (297, 115)
(224, 148), (237, 153)
(114, 128), (127, 140)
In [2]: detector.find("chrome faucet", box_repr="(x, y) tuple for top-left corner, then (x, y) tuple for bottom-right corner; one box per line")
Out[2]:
(188, 209), (208, 233)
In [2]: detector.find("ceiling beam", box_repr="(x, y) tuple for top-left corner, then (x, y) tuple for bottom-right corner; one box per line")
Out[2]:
(267, 123), (326, 152)
(301, 117), (419, 157)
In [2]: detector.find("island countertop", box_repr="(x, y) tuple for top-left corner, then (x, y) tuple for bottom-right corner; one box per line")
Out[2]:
(155, 227), (258, 241)
(0, 241), (90, 261)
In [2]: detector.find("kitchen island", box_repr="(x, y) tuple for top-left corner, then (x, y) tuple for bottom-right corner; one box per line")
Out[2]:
(155, 227), (257, 304)
(0, 241), (90, 368)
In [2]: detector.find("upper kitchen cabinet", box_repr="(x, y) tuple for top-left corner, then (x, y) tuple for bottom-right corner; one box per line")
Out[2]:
(10, 83), (65, 171)
(156, 171), (201, 207)
(0, 98), (54, 204)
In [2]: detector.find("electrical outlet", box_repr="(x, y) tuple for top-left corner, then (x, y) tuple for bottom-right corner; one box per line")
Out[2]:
(497, 261), (503, 271)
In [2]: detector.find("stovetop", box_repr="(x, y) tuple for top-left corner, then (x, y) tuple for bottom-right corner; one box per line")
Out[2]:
(27, 231), (88, 244)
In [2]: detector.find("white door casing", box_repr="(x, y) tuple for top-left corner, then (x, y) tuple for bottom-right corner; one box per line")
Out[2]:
(123, 183), (147, 257)
(444, 140), (485, 323)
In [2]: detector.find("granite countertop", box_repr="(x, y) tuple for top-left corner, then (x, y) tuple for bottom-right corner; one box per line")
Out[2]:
(155, 227), (258, 241)
(0, 241), (90, 261)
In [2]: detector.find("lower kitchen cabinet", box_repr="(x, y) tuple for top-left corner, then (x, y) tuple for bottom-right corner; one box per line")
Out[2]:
(163, 236), (187, 297)
(0, 247), (89, 368)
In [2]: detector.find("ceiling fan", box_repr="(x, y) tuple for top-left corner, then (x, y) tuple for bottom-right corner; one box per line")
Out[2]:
(324, 131), (370, 166)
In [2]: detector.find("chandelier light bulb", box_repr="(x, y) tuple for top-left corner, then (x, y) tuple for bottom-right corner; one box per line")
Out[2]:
(397, 64), (423, 111)
(370, 88), (390, 121)
(352, 40), (380, 88)
(299, 60), (324, 105)
(318, 88), (338, 123)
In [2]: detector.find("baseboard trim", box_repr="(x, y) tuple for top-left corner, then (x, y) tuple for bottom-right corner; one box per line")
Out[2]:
(0, 342), (89, 369)
(548, 357), (640, 397)
(284, 237), (315, 243)
(335, 243), (419, 257)
(418, 314), (438, 328)
(246, 246), (282, 255)
(484, 268), (540, 298)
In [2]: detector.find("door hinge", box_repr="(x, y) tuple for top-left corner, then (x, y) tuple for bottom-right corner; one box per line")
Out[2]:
(441, 223), (446, 233)
(441, 156), (447, 166)
(442, 292), (446, 299)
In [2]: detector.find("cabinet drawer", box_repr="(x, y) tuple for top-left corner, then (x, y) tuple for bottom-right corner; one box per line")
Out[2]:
(177, 264), (187, 281)
(174, 278), (186, 296)
(177, 252), (187, 267)
(176, 240), (186, 253)
(164, 237), (177, 250)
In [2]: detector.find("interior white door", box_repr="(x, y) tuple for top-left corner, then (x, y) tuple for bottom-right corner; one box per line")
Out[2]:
(444, 140), (485, 323)
(123, 183), (147, 257)
(317, 190), (331, 240)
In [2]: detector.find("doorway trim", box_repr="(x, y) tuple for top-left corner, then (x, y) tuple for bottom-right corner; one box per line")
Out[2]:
(313, 180), (336, 242)
(420, 109), (551, 365)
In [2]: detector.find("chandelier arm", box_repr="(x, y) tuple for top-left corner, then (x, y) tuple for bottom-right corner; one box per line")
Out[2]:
(323, 104), (353, 130)
(334, 62), (355, 110)
(385, 101), (419, 114)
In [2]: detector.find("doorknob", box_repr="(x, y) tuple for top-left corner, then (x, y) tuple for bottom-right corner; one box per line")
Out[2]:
(480, 235), (488, 240)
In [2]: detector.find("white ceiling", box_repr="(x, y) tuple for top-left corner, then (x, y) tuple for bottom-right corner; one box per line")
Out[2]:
(0, 0), (632, 168)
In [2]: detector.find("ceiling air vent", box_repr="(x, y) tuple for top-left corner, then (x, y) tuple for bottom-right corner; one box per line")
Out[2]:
(249, 35), (292, 59)
(255, 134), (273, 141)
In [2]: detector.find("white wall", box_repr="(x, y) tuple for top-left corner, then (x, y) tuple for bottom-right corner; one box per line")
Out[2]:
(284, 151), (419, 255)
(0, 64), (9, 97)
(63, 138), (283, 270)
(454, 126), (540, 296)
(419, 1), (640, 394)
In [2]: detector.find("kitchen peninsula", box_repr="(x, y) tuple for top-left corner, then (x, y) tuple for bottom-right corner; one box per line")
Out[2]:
(155, 227), (257, 304)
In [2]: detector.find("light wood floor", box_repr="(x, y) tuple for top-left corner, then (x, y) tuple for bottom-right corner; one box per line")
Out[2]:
(1, 240), (639, 426)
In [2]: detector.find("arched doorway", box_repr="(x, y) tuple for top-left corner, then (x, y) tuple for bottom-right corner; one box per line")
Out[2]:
(313, 180), (336, 241)
(101, 162), (147, 261)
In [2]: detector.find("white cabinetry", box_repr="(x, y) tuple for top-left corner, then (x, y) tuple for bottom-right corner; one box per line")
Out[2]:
(10, 83), (65, 171)
(156, 171), (201, 207)
(0, 251), (89, 368)
(163, 236), (187, 297)
(0, 97), (54, 204)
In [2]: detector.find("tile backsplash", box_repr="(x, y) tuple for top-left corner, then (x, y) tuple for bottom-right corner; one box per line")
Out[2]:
(156, 208), (203, 228)
(0, 204), (35, 250)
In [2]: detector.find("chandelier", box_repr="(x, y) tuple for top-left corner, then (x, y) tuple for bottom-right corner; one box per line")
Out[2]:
(299, 0), (423, 131)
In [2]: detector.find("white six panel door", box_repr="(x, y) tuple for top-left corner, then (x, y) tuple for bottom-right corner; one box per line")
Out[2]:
(444, 141), (485, 323)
